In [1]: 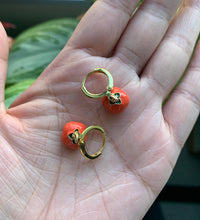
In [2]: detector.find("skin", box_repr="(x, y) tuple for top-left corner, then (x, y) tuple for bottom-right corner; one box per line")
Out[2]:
(0, 0), (200, 219)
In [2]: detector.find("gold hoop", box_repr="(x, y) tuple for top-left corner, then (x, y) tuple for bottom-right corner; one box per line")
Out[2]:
(82, 68), (114, 99)
(78, 125), (106, 160)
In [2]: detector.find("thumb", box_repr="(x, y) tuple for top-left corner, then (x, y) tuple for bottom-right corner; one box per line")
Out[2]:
(0, 22), (9, 113)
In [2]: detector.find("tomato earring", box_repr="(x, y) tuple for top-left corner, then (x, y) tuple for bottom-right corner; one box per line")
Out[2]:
(62, 122), (106, 160)
(82, 68), (129, 114)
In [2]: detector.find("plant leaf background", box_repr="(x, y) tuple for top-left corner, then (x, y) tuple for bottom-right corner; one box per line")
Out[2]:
(5, 18), (78, 108)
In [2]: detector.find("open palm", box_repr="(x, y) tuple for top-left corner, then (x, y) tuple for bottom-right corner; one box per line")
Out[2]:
(1, 1), (200, 219)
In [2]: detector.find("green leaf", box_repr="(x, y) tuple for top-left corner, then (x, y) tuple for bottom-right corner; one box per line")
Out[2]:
(5, 79), (35, 108)
(7, 18), (79, 85)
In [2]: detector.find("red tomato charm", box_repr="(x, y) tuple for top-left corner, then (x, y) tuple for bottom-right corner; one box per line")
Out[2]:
(62, 122), (86, 150)
(102, 87), (129, 114)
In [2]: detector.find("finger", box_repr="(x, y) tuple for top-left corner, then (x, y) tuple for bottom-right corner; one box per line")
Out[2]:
(142, 0), (200, 99)
(113, 0), (182, 73)
(0, 23), (9, 113)
(67, 0), (141, 56)
(163, 39), (200, 147)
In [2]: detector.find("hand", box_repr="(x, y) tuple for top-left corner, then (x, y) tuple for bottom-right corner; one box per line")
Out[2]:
(1, 1), (200, 219)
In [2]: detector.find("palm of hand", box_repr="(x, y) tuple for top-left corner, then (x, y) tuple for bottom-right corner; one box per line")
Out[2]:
(0, 51), (175, 220)
(1, 1), (200, 219)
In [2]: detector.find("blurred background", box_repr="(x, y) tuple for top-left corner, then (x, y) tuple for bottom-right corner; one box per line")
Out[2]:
(1, 1), (200, 219)
(0, 0), (92, 37)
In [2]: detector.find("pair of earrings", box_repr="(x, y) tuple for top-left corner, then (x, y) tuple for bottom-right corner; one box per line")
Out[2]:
(62, 68), (129, 160)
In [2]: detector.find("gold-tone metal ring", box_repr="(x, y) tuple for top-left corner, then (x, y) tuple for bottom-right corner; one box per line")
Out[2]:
(82, 68), (113, 99)
(78, 125), (106, 160)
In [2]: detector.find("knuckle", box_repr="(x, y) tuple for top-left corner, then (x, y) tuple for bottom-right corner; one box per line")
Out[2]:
(174, 86), (200, 110)
(102, 0), (133, 16)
